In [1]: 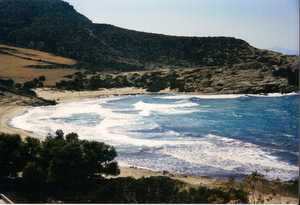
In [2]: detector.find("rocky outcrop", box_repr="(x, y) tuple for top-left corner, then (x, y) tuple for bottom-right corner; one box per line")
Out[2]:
(55, 61), (298, 94)
(0, 86), (56, 106)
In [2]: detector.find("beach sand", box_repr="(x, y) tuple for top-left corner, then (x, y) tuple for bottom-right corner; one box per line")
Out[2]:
(0, 87), (227, 189)
(0, 105), (34, 139)
(34, 87), (149, 103)
(1, 88), (222, 186)
(0, 87), (298, 203)
(0, 87), (149, 138)
(119, 166), (227, 189)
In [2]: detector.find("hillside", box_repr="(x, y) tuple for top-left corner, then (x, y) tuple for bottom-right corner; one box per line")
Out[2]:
(0, 0), (297, 71)
(0, 44), (77, 106)
(0, 0), (298, 93)
(0, 44), (78, 86)
(55, 63), (298, 94)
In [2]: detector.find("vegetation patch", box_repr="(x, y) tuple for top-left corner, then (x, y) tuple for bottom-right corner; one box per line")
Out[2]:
(0, 131), (252, 203)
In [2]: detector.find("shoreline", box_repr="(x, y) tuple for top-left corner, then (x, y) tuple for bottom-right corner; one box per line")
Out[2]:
(0, 87), (229, 189)
(34, 88), (299, 103)
(0, 87), (298, 203)
(34, 87), (150, 103)
(0, 87), (236, 185)
(0, 105), (34, 139)
(0, 87), (151, 138)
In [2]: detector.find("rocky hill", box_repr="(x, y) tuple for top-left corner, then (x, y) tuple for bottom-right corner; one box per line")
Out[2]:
(0, 0), (296, 70)
(0, 0), (298, 93)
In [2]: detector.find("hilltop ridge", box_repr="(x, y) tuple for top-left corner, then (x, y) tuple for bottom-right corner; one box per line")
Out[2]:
(0, 0), (298, 93)
(1, 0), (296, 70)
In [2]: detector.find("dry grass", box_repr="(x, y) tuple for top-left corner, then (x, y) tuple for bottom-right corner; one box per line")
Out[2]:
(0, 44), (79, 86)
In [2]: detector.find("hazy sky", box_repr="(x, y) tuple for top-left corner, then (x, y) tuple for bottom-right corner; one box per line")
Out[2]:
(65, 0), (299, 54)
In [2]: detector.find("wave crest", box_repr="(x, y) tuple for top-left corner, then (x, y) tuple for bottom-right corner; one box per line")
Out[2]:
(133, 100), (198, 116)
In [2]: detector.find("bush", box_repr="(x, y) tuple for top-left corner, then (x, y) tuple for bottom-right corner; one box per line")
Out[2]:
(22, 137), (42, 163)
(92, 176), (248, 203)
(0, 78), (15, 87)
(40, 130), (120, 189)
(0, 132), (250, 203)
(0, 131), (119, 191)
(0, 133), (24, 177)
(94, 176), (180, 203)
(22, 162), (46, 190)
(22, 76), (45, 90)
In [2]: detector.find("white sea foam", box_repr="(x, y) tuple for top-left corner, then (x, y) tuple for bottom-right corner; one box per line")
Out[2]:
(10, 95), (299, 180)
(159, 134), (298, 180)
(159, 92), (299, 100)
(158, 94), (245, 100)
(247, 92), (299, 98)
(11, 99), (196, 147)
(133, 100), (198, 116)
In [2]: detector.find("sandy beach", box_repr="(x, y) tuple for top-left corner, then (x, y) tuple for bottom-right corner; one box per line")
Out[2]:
(119, 166), (228, 189)
(0, 87), (227, 188)
(0, 87), (148, 137)
(0, 105), (34, 139)
(34, 87), (149, 103)
(0, 88), (225, 186)
(0, 88), (298, 204)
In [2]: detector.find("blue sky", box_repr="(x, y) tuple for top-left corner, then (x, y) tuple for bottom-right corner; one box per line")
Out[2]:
(65, 0), (299, 54)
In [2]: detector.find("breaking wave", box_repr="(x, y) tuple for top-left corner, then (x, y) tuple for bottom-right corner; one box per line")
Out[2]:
(10, 94), (299, 180)
(159, 92), (299, 100)
(133, 100), (198, 116)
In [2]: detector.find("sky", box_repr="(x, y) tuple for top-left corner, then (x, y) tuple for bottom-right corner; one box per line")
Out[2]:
(65, 0), (299, 54)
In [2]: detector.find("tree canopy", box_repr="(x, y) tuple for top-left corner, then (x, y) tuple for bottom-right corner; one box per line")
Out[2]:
(0, 131), (120, 189)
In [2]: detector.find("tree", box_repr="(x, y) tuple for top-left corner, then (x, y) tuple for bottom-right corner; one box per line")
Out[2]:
(0, 133), (23, 177)
(0, 131), (120, 195)
(55, 129), (64, 139)
(145, 73), (168, 92)
(47, 142), (87, 188)
(22, 162), (46, 190)
(22, 161), (46, 201)
(82, 140), (120, 177)
(0, 78), (15, 87)
(113, 75), (130, 88)
(22, 80), (36, 90)
(65, 132), (79, 143)
(22, 137), (42, 163)
(39, 132), (66, 170)
(22, 77), (45, 91)
(38, 76), (46, 82)
(40, 130), (119, 189)
(167, 71), (179, 90)
(15, 83), (22, 89)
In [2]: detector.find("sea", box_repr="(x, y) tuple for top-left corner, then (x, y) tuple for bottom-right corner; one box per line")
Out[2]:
(11, 93), (299, 181)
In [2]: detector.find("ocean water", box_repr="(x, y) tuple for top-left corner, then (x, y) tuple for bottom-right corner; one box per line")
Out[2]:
(11, 93), (299, 180)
